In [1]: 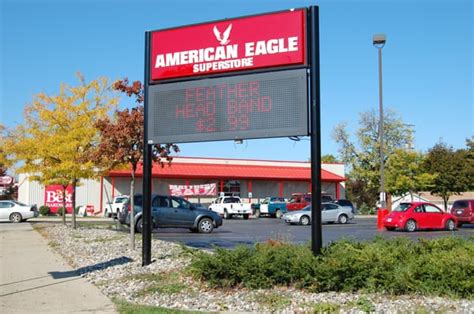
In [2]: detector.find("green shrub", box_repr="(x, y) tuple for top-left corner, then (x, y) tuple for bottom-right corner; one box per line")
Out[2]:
(189, 237), (474, 298)
(56, 207), (66, 216)
(39, 205), (51, 216)
(358, 203), (376, 215)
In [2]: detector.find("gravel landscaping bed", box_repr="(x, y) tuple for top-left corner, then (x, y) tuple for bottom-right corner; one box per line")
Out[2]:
(37, 224), (473, 313)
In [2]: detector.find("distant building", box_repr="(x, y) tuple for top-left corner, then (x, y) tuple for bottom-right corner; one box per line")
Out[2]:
(392, 191), (474, 211)
(18, 156), (346, 215)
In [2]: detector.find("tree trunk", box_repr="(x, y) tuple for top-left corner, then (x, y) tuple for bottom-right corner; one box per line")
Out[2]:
(130, 169), (135, 250)
(72, 178), (77, 230)
(62, 185), (66, 225)
(386, 193), (392, 212)
(443, 195), (449, 212)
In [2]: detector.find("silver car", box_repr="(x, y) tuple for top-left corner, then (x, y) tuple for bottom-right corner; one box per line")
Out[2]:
(0, 200), (39, 223)
(282, 202), (354, 225)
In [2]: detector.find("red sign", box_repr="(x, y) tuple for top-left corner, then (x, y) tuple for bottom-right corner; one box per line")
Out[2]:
(44, 185), (73, 213)
(151, 9), (307, 80)
(0, 176), (14, 186)
(169, 183), (217, 197)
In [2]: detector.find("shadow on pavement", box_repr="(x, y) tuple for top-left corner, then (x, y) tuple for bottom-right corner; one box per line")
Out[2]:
(49, 256), (133, 279)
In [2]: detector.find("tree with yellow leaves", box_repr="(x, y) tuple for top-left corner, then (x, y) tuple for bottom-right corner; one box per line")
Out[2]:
(5, 74), (118, 228)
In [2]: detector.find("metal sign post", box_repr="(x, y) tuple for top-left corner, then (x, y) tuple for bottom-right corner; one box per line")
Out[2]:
(143, 31), (153, 266)
(309, 6), (322, 255)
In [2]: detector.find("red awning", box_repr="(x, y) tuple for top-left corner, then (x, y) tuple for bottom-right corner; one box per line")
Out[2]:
(109, 162), (345, 182)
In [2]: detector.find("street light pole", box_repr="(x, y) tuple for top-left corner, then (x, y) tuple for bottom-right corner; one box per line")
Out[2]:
(373, 34), (386, 209)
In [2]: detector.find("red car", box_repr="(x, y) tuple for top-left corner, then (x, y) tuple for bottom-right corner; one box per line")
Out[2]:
(450, 199), (474, 227)
(383, 202), (457, 232)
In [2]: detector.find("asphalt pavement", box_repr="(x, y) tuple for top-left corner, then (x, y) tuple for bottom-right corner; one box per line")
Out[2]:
(146, 216), (474, 249)
(0, 223), (116, 313)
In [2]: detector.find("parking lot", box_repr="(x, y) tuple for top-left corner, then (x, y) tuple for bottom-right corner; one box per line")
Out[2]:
(148, 217), (474, 249)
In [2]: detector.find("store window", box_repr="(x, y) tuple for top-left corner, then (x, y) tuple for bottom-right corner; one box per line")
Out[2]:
(223, 180), (240, 196)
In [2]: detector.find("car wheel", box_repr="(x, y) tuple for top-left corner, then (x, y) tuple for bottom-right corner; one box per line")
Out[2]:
(243, 214), (249, 220)
(275, 209), (282, 219)
(300, 215), (310, 226)
(385, 226), (396, 231)
(255, 209), (261, 218)
(9, 212), (23, 223)
(135, 218), (143, 234)
(405, 219), (417, 232)
(445, 219), (455, 231)
(223, 209), (230, 219)
(198, 217), (214, 233)
(338, 214), (348, 224)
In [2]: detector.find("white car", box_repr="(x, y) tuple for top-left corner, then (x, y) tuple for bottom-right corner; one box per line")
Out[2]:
(282, 202), (354, 225)
(0, 200), (39, 223)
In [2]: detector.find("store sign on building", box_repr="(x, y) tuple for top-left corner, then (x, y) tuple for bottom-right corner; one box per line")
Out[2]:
(151, 9), (306, 81)
(44, 185), (73, 213)
(169, 183), (217, 197)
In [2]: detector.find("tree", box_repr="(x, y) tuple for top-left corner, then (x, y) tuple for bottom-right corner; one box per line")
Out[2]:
(0, 124), (10, 176)
(321, 154), (339, 163)
(385, 149), (435, 199)
(95, 78), (179, 249)
(332, 109), (413, 208)
(5, 74), (117, 227)
(424, 142), (472, 210)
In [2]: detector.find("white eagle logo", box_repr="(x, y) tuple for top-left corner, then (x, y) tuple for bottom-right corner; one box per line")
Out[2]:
(213, 24), (232, 45)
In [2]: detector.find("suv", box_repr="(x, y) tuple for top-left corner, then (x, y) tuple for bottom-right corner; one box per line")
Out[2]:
(333, 199), (357, 214)
(450, 199), (474, 227)
(122, 194), (223, 233)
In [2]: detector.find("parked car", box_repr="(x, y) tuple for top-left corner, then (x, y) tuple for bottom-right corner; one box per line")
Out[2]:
(282, 202), (354, 225)
(450, 199), (474, 227)
(286, 193), (334, 211)
(124, 194), (223, 233)
(118, 194), (142, 224)
(104, 195), (129, 218)
(333, 199), (357, 214)
(208, 196), (252, 219)
(0, 200), (39, 223)
(383, 202), (457, 232)
(254, 197), (287, 218)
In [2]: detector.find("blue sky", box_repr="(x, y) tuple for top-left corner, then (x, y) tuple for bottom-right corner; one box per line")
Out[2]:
(1, 0), (472, 162)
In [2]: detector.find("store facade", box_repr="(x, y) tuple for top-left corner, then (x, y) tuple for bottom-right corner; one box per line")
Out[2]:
(18, 157), (346, 215)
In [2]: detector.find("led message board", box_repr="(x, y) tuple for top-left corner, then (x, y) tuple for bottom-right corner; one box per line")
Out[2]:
(148, 69), (308, 144)
(150, 9), (307, 81)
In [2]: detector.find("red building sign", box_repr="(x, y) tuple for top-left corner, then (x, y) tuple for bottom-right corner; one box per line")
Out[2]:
(150, 9), (307, 81)
(44, 185), (73, 213)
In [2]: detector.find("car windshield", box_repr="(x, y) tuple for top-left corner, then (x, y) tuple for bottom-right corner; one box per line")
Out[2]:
(302, 205), (311, 211)
(261, 199), (269, 204)
(13, 201), (28, 206)
(171, 197), (192, 209)
(288, 197), (297, 203)
(115, 197), (128, 203)
(393, 203), (411, 212)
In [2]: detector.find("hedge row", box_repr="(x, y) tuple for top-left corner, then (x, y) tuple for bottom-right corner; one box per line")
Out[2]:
(188, 237), (473, 298)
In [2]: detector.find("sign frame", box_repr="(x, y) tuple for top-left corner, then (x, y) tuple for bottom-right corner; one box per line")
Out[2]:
(141, 6), (322, 266)
(147, 68), (309, 144)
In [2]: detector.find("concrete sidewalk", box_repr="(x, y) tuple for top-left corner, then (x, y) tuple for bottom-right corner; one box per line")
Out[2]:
(0, 223), (116, 313)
